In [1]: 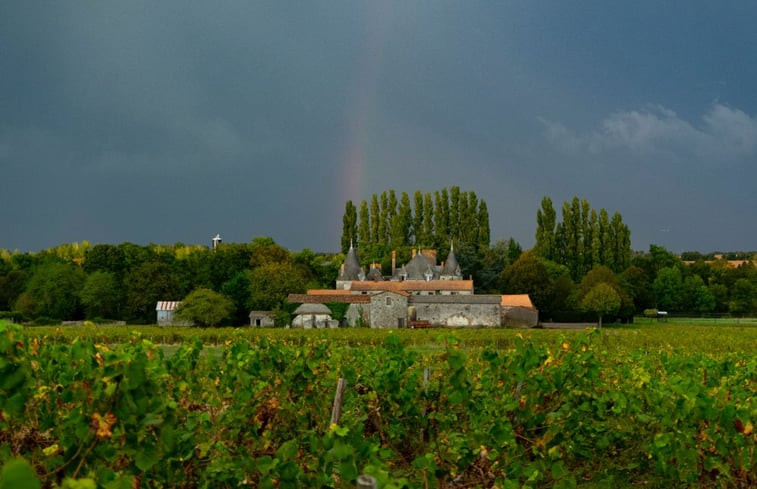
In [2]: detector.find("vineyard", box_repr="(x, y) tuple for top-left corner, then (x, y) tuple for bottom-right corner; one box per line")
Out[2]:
(1, 321), (755, 488)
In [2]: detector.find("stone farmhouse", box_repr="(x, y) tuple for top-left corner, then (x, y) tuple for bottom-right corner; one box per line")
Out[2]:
(287, 244), (538, 328)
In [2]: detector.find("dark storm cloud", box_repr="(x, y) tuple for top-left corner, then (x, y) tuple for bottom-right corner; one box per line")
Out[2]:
(2, 1), (757, 253)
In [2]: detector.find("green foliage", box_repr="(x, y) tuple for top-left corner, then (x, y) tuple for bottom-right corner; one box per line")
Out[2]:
(220, 271), (252, 325)
(79, 271), (121, 320)
(536, 196), (631, 279)
(341, 187), (489, 263)
(25, 261), (86, 320)
(341, 201), (358, 253)
(249, 237), (291, 269)
(248, 262), (307, 311)
(0, 458), (40, 489)
(580, 282), (621, 327)
(534, 196), (557, 261)
(0, 270), (26, 312)
(729, 278), (756, 314)
(5, 322), (756, 488)
(653, 267), (684, 311)
(499, 252), (552, 316)
(175, 288), (234, 326)
(325, 302), (350, 322)
(124, 261), (180, 323)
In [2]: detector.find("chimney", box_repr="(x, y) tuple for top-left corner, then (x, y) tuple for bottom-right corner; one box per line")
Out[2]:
(412, 248), (417, 258)
(392, 251), (397, 275)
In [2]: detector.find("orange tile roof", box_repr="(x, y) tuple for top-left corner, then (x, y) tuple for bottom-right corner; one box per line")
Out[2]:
(501, 294), (534, 309)
(288, 294), (371, 304)
(349, 280), (474, 293)
(306, 289), (351, 295)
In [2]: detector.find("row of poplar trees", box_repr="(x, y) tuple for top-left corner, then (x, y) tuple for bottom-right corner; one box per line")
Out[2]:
(340, 187), (490, 255)
(533, 196), (632, 280)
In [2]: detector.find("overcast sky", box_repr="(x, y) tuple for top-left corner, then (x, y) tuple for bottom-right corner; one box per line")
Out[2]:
(2, 2), (756, 254)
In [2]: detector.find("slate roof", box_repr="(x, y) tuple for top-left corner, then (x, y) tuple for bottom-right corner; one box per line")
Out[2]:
(401, 252), (438, 280)
(293, 303), (332, 315)
(350, 280), (474, 293)
(441, 245), (461, 276)
(338, 244), (362, 281)
(366, 267), (384, 281)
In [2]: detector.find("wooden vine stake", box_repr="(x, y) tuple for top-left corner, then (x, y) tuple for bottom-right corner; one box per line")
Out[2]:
(330, 377), (347, 426)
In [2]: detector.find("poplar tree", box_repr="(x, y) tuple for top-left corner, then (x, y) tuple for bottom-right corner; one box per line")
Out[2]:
(611, 212), (631, 272)
(358, 200), (370, 248)
(422, 192), (434, 247)
(458, 191), (469, 244)
(449, 186), (460, 243)
(413, 191), (424, 245)
(590, 209), (600, 266)
(340, 200), (357, 253)
(370, 194), (380, 244)
(477, 200), (490, 250)
(599, 209), (611, 268)
(534, 197), (557, 261)
(580, 199), (592, 276)
(378, 191), (389, 245)
(391, 192), (412, 246)
(435, 189), (450, 245)
(465, 192), (479, 245)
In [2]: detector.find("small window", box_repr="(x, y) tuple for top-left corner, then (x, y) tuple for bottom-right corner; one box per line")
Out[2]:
(386, 297), (392, 305)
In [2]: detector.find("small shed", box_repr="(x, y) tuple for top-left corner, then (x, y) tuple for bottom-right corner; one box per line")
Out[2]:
(249, 310), (275, 327)
(156, 301), (181, 326)
(501, 294), (538, 327)
(291, 303), (336, 329)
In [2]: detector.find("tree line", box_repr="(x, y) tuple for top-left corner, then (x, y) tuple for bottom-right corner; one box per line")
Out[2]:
(341, 187), (490, 256)
(0, 238), (341, 326)
(534, 196), (632, 279)
(2, 193), (756, 327)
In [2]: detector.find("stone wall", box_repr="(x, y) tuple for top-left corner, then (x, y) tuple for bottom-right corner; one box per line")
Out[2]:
(502, 306), (539, 328)
(411, 296), (501, 327)
(292, 314), (333, 329)
(344, 304), (368, 327)
(369, 292), (408, 328)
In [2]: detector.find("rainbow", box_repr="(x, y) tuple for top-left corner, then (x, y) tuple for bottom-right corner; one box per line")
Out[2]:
(337, 3), (391, 207)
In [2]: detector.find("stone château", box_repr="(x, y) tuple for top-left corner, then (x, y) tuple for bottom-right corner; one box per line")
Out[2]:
(287, 244), (537, 328)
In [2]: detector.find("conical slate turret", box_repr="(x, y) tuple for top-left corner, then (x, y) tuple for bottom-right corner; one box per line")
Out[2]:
(441, 242), (461, 277)
(338, 243), (362, 281)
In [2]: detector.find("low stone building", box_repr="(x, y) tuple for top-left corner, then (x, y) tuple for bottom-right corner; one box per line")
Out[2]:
(501, 295), (539, 327)
(369, 291), (410, 328)
(291, 303), (338, 329)
(249, 310), (275, 327)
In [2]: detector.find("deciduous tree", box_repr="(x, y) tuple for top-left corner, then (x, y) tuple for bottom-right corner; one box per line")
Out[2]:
(80, 271), (121, 320)
(175, 288), (234, 327)
(581, 282), (621, 328)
